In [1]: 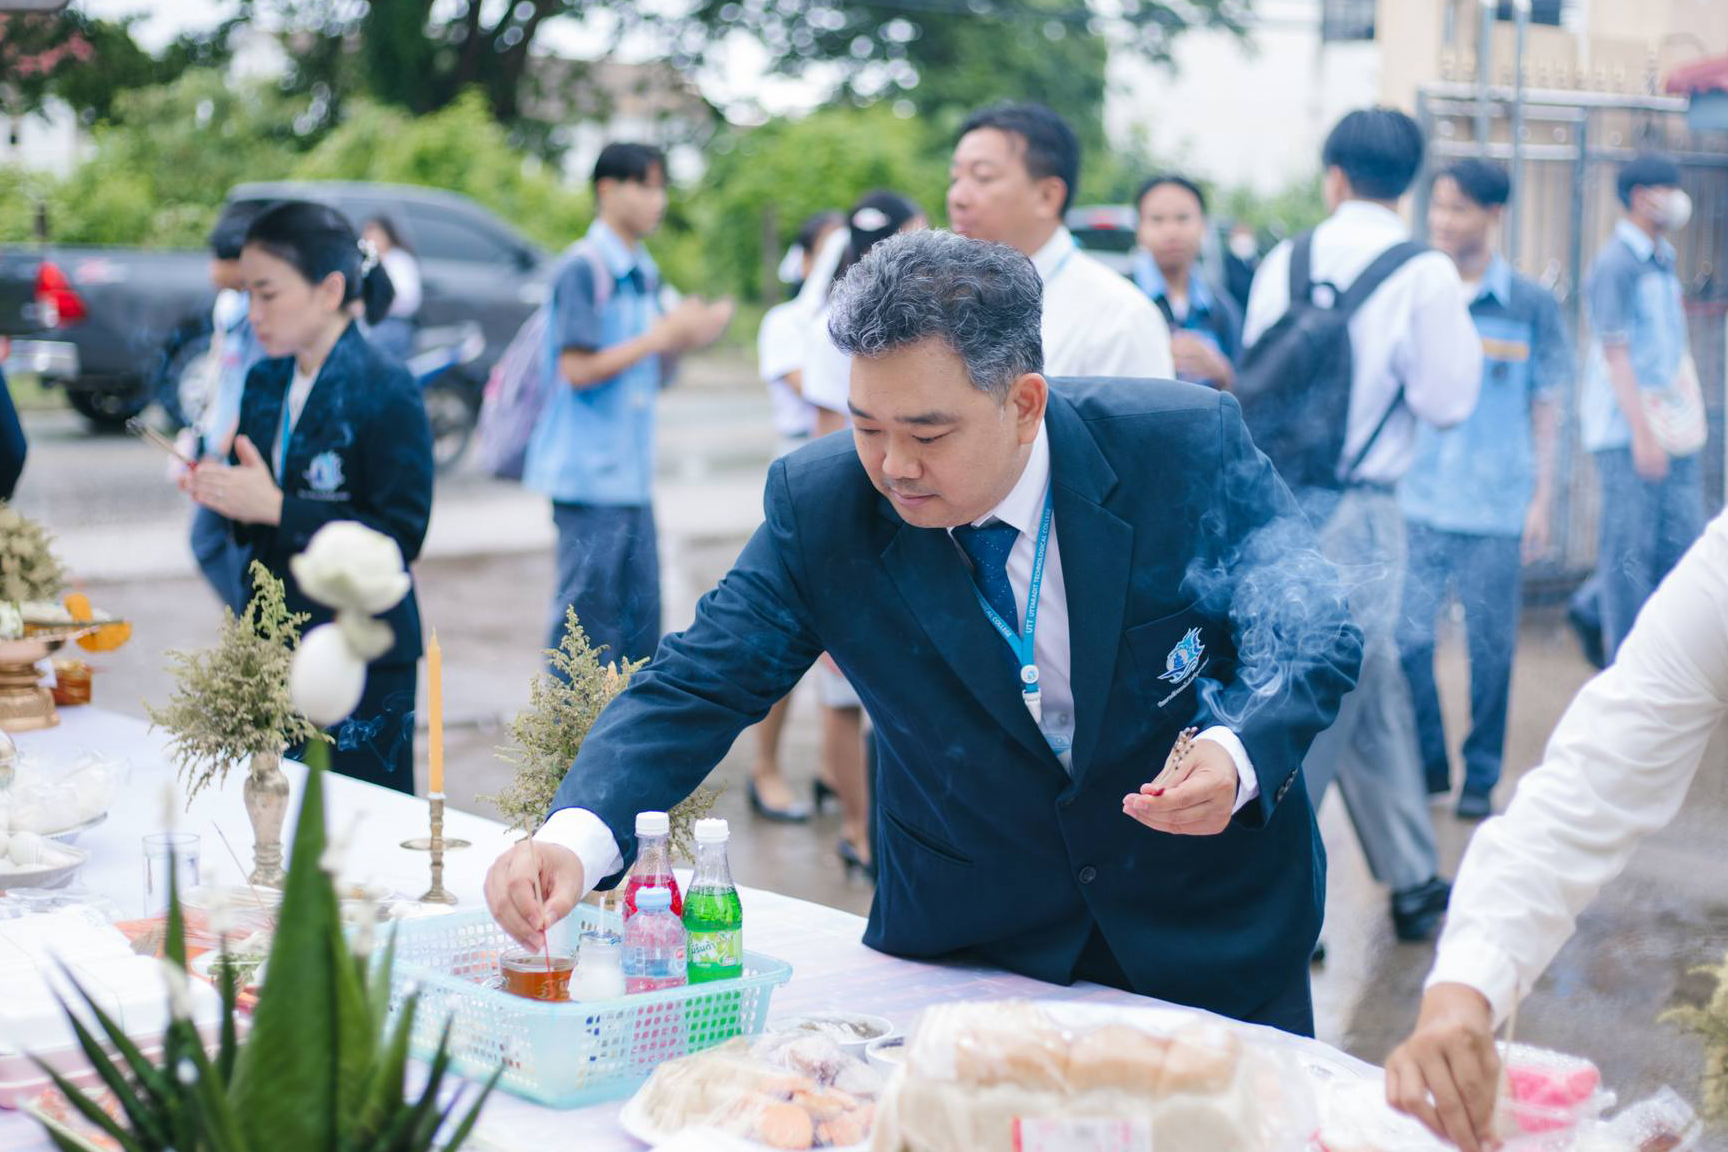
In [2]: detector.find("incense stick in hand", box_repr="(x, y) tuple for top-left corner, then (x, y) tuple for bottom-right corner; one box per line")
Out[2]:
(1146, 726), (1199, 796)
(126, 417), (198, 468)
(527, 836), (552, 974)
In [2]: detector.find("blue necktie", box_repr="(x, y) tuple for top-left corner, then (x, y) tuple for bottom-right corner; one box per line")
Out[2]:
(953, 520), (1022, 633)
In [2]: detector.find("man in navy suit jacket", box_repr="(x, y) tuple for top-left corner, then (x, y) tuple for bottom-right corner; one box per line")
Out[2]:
(486, 230), (1363, 1034)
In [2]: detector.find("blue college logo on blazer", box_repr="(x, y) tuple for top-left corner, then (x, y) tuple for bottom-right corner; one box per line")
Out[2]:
(304, 450), (345, 495)
(1159, 627), (1206, 685)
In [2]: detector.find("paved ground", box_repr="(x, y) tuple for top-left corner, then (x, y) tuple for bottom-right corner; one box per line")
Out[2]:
(17, 353), (1728, 1124)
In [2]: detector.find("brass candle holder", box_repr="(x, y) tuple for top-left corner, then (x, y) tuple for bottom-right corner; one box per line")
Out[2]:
(401, 792), (470, 904)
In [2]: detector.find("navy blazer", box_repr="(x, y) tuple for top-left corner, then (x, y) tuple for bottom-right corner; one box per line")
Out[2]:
(553, 379), (1363, 1020)
(233, 323), (433, 666)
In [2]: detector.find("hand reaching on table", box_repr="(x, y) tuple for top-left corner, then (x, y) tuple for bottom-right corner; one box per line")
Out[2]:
(485, 839), (584, 950)
(1384, 982), (1501, 1152)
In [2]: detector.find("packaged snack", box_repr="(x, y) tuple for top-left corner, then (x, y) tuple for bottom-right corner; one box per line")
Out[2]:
(869, 1000), (1317, 1152)
(624, 1029), (887, 1149)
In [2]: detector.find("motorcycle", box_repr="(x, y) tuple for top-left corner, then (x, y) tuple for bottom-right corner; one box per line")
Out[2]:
(407, 320), (487, 473)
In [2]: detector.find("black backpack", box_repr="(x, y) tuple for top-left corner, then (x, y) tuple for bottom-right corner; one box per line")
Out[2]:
(1235, 231), (1426, 491)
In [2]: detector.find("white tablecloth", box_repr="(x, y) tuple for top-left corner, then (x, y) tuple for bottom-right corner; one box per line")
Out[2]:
(0, 707), (1374, 1151)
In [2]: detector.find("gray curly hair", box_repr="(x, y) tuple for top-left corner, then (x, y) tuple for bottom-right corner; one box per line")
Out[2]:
(826, 230), (1044, 400)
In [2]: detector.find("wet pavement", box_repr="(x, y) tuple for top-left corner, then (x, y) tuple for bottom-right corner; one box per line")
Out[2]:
(19, 352), (1728, 1122)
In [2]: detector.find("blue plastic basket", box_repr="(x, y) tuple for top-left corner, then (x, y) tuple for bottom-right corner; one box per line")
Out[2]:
(380, 905), (794, 1108)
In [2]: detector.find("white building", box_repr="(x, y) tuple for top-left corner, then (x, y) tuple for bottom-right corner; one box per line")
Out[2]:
(1107, 0), (1380, 195)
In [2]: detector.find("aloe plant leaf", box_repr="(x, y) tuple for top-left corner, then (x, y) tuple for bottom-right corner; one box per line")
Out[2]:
(438, 1067), (503, 1152)
(57, 965), (169, 1106)
(29, 1062), (146, 1152)
(49, 990), (171, 1148)
(354, 994), (418, 1146)
(230, 762), (348, 1152)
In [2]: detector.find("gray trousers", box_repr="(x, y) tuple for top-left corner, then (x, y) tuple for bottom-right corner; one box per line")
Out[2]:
(1297, 488), (1439, 893)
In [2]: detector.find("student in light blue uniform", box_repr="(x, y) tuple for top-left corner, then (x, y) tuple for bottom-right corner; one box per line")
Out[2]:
(1396, 160), (1570, 821)
(1131, 174), (1242, 390)
(523, 142), (732, 666)
(188, 200), (271, 614)
(1578, 152), (1701, 664)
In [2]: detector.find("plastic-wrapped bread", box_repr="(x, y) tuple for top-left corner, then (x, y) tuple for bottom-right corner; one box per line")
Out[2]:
(870, 1001), (1315, 1152)
(627, 1031), (886, 1148)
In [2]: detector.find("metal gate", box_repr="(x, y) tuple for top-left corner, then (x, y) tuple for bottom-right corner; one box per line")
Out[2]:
(1413, 83), (1728, 590)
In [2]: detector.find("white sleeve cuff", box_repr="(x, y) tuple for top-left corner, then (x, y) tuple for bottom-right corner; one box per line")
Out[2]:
(1197, 726), (1259, 814)
(1427, 935), (1521, 1027)
(535, 807), (625, 895)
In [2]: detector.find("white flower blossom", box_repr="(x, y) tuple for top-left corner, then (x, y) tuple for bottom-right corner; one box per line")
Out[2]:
(288, 522), (410, 617)
(286, 522), (410, 727)
(289, 624), (368, 727)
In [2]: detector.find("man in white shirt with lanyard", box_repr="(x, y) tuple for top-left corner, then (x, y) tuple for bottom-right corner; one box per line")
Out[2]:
(1242, 107), (1481, 943)
(948, 101), (1175, 380)
(1386, 509), (1728, 1152)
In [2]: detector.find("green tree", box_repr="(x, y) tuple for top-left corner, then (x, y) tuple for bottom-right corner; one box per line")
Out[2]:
(0, 8), (237, 125)
(669, 0), (1247, 153)
(290, 89), (591, 250)
(1220, 171), (1328, 244)
(237, 0), (600, 146)
(43, 69), (312, 246)
(688, 103), (949, 301)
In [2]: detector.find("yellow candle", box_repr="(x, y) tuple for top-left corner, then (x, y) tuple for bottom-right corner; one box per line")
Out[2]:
(427, 629), (444, 796)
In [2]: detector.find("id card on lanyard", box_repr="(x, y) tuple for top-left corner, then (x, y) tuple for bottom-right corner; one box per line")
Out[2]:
(967, 484), (1054, 727)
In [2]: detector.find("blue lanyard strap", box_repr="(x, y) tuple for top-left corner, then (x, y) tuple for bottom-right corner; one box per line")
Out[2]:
(275, 398), (292, 483)
(967, 484), (1054, 722)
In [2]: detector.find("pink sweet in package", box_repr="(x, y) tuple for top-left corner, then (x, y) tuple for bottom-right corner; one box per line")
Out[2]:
(1500, 1043), (1605, 1134)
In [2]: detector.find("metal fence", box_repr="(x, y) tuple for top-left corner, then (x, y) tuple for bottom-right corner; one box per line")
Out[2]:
(1413, 83), (1728, 592)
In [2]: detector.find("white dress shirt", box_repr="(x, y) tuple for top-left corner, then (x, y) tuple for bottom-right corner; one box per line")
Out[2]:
(1242, 201), (1482, 484)
(756, 299), (817, 438)
(799, 305), (851, 416)
(1428, 509), (1728, 1024)
(538, 416), (1259, 893)
(1033, 227), (1175, 381)
(381, 248), (422, 318)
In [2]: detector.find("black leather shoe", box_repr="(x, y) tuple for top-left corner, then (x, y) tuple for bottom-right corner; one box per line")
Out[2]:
(1391, 877), (1452, 942)
(748, 779), (812, 823)
(1568, 600), (1606, 670)
(812, 777), (840, 814)
(838, 838), (876, 881)
(1455, 789), (1493, 822)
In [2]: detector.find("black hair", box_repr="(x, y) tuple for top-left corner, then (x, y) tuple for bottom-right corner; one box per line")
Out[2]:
(958, 102), (1082, 213)
(362, 212), (414, 256)
(1616, 152), (1683, 207)
(832, 191), (923, 288)
(592, 142), (667, 190)
(1136, 174), (1208, 216)
(1322, 108), (1426, 201)
(796, 210), (845, 253)
(1434, 158), (1511, 209)
(209, 199), (272, 261)
(243, 199), (396, 327)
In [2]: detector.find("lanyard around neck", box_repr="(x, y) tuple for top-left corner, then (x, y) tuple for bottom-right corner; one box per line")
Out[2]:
(966, 483), (1055, 726)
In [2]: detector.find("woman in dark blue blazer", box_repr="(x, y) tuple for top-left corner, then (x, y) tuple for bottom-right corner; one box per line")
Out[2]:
(189, 200), (434, 794)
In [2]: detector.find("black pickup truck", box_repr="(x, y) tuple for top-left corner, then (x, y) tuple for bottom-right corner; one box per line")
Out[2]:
(3, 181), (553, 441)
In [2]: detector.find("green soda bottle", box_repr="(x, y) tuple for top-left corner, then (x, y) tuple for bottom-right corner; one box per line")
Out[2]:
(683, 818), (743, 983)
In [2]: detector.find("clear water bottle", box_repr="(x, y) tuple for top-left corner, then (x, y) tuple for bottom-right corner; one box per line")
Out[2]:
(622, 885), (687, 994)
